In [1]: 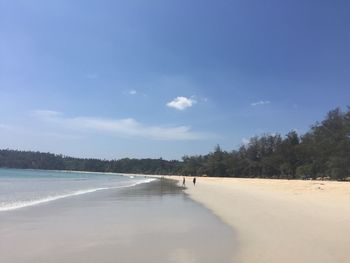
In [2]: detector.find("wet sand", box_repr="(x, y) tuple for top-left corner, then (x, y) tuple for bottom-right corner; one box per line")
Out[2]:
(0, 179), (235, 263)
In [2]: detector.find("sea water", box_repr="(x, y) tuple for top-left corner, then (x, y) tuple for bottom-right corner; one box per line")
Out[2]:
(0, 168), (153, 212)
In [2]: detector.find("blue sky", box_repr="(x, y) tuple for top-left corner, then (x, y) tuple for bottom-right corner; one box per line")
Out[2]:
(1, 0), (349, 160)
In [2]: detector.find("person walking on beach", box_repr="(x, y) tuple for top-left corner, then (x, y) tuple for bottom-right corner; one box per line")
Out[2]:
(182, 177), (186, 187)
(193, 177), (196, 186)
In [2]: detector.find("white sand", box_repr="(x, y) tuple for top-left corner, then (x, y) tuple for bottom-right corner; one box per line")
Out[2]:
(168, 176), (350, 263)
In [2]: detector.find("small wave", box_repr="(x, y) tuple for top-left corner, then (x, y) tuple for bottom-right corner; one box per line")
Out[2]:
(0, 178), (155, 212)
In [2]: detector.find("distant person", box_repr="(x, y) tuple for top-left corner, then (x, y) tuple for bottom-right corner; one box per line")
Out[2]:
(193, 177), (196, 186)
(182, 177), (186, 186)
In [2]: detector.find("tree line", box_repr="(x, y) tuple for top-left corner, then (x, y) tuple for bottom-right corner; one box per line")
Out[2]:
(0, 150), (182, 175)
(0, 107), (349, 180)
(182, 107), (350, 180)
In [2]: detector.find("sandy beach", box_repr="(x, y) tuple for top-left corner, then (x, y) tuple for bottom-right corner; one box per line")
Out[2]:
(168, 176), (350, 263)
(2, 171), (350, 263)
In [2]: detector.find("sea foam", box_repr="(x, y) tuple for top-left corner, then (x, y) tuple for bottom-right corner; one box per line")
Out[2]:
(0, 177), (155, 212)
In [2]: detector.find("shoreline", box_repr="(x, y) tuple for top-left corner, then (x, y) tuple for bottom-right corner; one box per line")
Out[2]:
(0, 178), (155, 212)
(0, 178), (236, 263)
(0, 168), (157, 213)
(163, 176), (350, 263)
(3, 167), (350, 262)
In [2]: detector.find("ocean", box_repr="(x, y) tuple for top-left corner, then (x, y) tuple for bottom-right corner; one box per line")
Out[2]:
(0, 168), (153, 212)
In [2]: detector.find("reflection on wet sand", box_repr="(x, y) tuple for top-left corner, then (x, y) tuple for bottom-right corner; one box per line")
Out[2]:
(0, 178), (236, 263)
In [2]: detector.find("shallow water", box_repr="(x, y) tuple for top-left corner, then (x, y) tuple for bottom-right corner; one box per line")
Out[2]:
(0, 168), (152, 211)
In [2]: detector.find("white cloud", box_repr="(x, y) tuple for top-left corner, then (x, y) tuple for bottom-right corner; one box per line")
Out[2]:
(251, 100), (271, 106)
(129, 90), (137, 95)
(32, 110), (205, 141)
(32, 110), (62, 118)
(166, 96), (196, 110)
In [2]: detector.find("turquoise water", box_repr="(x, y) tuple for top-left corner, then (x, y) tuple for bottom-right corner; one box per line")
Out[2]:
(0, 168), (153, 211)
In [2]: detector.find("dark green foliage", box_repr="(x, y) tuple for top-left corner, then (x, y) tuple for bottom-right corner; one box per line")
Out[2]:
(180, 107), (350, 180)
(298, 108), (350, 180)
(0, 150), (65, 170)
(0, 107), (349, 180)
(0, 150), (182, 175)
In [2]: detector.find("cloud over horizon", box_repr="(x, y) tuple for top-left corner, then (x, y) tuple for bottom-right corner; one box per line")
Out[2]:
(166, 96), (196, 110)
(32, 110), (205, 141)
(251, 100), (271, 106)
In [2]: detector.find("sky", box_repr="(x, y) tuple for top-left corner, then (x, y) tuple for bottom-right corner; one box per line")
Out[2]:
(1, 0), (350, 160)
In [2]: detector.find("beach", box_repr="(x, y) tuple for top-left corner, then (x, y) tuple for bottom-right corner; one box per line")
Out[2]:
(172, 176), (350, 263)
(2, 169), (350, 263)
(0, 178), (235, 263)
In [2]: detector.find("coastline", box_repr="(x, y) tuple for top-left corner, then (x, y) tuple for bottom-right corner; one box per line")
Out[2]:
(165, 176), (350, 263)
(0, 178), (235, 263)
(3, 167), (350, 262)
(0, 168), (155, 212)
